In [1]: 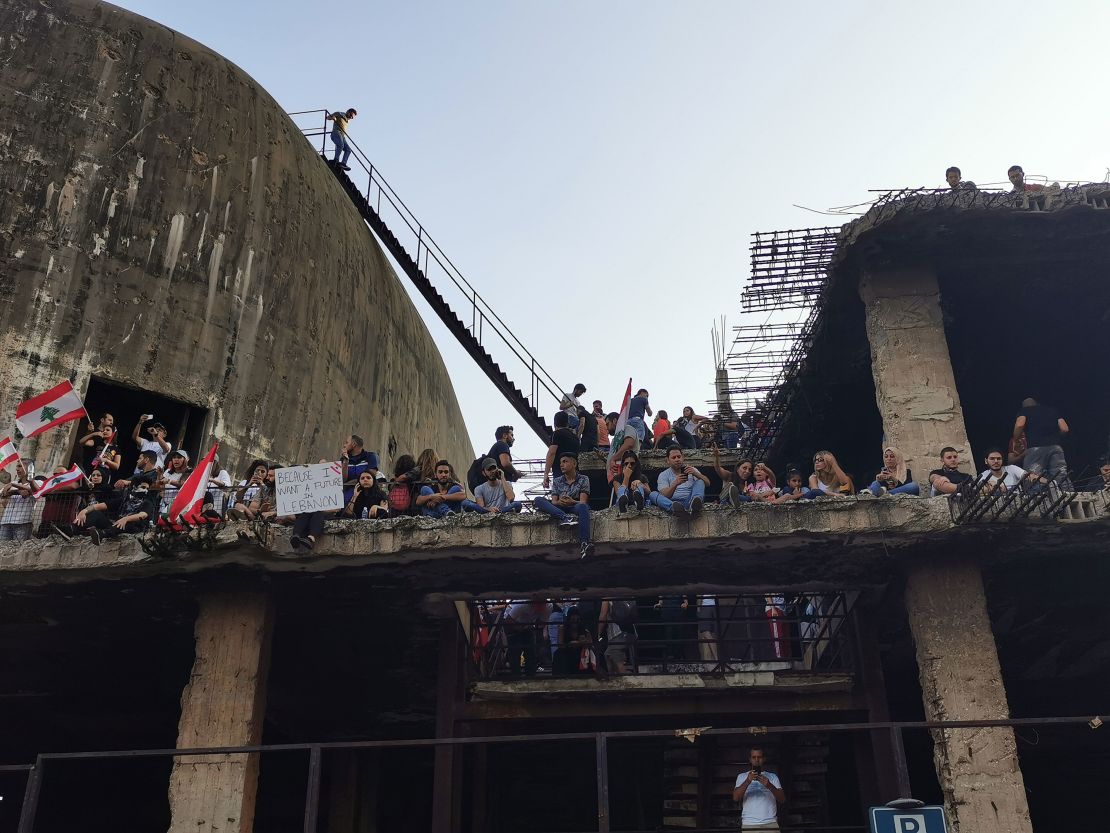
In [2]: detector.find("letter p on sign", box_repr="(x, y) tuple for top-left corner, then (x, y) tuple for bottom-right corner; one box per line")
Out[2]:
(896, 815), (926, 833)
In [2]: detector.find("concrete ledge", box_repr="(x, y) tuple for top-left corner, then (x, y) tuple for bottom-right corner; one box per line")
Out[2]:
(470, 668), (852, 698)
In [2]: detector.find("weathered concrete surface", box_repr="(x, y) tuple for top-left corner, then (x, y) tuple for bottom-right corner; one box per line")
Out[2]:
(858, 266), (972, 481)
(0, 0), (471, 472)
(904, 563), (1033, 833)
(471, 668), (851, 698)
(168, 585), (272, 833)
(0, 495), (955, 574)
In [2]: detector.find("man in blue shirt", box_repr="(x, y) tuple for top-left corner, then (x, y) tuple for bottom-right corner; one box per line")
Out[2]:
(341, 434), (380, 503)
(651, 447), (709, 518)
(627, 388), (652, 443)
(534, 453), (594, 558)
(417, 460), (479, 518)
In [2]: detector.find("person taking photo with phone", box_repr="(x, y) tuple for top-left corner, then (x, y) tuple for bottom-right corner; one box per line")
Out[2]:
(733, 747), (785, 830)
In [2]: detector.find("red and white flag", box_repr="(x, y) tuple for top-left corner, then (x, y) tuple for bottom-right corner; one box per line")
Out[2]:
(169, 442), (218, 523)
(606, 379), (633, 482)
(33, 464), (85, 498)
(0, 436), (18, 471)
(15, 381), (86, 438)
(614, 378), (631, 433)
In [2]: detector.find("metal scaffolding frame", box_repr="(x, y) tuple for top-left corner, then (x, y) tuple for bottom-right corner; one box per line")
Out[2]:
(720, 228), (839, 460)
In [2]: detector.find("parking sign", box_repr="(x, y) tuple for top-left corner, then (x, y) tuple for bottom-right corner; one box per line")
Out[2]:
(869, 805), (948, 833)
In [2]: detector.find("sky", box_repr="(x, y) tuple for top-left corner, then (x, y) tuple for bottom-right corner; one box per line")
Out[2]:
(116, 0), (1110, 462)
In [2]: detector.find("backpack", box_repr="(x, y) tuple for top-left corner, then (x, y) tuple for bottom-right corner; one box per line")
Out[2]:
(609, 600), (638, 626)
(466, 456), (485, 493)
(387, 482), (414, 514)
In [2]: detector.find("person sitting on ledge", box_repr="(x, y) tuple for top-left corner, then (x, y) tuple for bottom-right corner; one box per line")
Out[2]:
(613, 449), (649, 513)
(861, 447), (920, 497)
(417, 460), (475, 518)
(714, 446), (753, 507)
(227, 460), (268, 521)
(76, 451), (159, 545)
(976, 448), (1041, 494)
(651, 447), (708, 519)
(534, 453), (593, 559)
(473, 458), (523, 514)
(671, 405), (705, 450)
(803, 450), (853, 498)
(929, 446), (973, 496)
(745, 462), (778, 502)
(945, 166), (977, 191)
(773, 468), (806, 503)
(341, 470), (389, 519)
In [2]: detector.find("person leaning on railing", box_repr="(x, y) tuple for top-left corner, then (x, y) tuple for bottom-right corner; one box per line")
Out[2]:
(0, 460), (41, 542)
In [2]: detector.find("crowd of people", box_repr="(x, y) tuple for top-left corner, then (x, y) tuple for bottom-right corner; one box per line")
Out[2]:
(0, 392), (1106, 552)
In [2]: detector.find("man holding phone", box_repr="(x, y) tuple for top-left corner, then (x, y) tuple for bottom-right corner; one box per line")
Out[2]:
(650, 447), (709, 518)
(733, 747), (785, 830)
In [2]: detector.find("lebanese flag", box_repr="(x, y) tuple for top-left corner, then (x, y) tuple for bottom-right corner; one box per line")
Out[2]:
(606, 379), (633, 483)
(15, 381), (86, 438)
(614, 378), (632, 433)
(169, 442), (218, 523)
(33, 464), (85, 498)
(0, 437), (18, 471)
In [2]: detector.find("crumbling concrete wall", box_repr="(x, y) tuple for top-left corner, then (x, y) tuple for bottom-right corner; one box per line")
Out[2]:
(858, 266), (972, 483)
(904, 562), (1033, 833)
(0, 0), (471, 473)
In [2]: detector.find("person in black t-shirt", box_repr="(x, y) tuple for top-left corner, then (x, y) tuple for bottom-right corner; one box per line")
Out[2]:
(1013, 398), (1072, 489)
(544, 411), (581, 489)
(488, 425), (521, 482)
(928, 446), (973, 496)
(576, 404), (599, 452)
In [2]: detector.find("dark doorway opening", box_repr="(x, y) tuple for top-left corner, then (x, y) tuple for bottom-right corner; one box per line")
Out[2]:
(71, 377), (209, 475)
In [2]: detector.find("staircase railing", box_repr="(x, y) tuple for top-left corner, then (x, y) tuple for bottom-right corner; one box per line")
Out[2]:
(289, 110), (563, 430)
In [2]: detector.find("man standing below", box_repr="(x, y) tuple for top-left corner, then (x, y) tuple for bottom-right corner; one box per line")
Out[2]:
(1014, 397), (1072, 489)
(651, 447), (709, 519)
(929, 446), (974, 496)
(325, 108), (357, 170)
(341, 434), (380, 502)
(473, 458), (522, 514)
(733, 747), (785, 831)
(534, 453), (593, 558)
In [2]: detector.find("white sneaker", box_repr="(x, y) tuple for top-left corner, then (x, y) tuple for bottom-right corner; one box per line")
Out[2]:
(559, 517), (579, 526)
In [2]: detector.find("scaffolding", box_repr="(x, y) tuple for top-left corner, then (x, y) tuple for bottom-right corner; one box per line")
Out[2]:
(720, 228), (841, 460)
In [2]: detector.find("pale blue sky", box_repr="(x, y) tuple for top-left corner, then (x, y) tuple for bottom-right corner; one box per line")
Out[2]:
(117, 0), (1110, 461)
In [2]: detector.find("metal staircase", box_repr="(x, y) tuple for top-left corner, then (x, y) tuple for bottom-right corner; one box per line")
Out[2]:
(291, 110), (559, 441)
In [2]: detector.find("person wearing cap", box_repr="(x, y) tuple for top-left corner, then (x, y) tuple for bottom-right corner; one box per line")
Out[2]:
(473, 458), (522, 514)
(157, 448), (191, 514)
(131, 413), (170, 472)
(534, 453), (594, 558)
(325, 107), (357, 170)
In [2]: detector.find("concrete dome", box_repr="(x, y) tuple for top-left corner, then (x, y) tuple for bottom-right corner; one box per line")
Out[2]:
(0, 0), (472, 473)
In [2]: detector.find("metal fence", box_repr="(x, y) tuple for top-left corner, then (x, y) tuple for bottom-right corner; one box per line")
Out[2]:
(468, 593), (854, 680)
(7, 715), (1105, 833)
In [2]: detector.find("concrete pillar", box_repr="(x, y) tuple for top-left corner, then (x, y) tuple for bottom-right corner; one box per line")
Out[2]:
(858, 266), (972, 484)
(903, 563), (1032, 833)
(167, 584), (273, 833)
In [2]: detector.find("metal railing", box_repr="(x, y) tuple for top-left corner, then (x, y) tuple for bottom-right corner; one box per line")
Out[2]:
(469, 593), (854, 680)
(288, 109), (564, 424)
(8, 715), (1105, 832)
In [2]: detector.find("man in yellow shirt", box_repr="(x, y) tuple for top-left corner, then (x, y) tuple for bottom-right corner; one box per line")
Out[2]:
(325, 108), (357, 170)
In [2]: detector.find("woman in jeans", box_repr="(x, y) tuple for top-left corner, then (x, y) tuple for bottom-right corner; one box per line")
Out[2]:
(861, 447), (920, 496)
(613, 450), (650, 512)
(803, 450), (854, 498)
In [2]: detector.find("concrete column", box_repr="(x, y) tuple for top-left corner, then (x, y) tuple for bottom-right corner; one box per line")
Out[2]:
(167, 585), (273, 833)
(903, 563), (1032, 833)
(858, 265), (972, 484)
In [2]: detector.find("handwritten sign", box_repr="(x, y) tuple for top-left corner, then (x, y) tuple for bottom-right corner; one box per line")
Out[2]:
(275, 462), (343, 516)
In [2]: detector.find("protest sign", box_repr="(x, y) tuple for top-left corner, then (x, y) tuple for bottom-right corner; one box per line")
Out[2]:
(275, 461), (344, 516)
